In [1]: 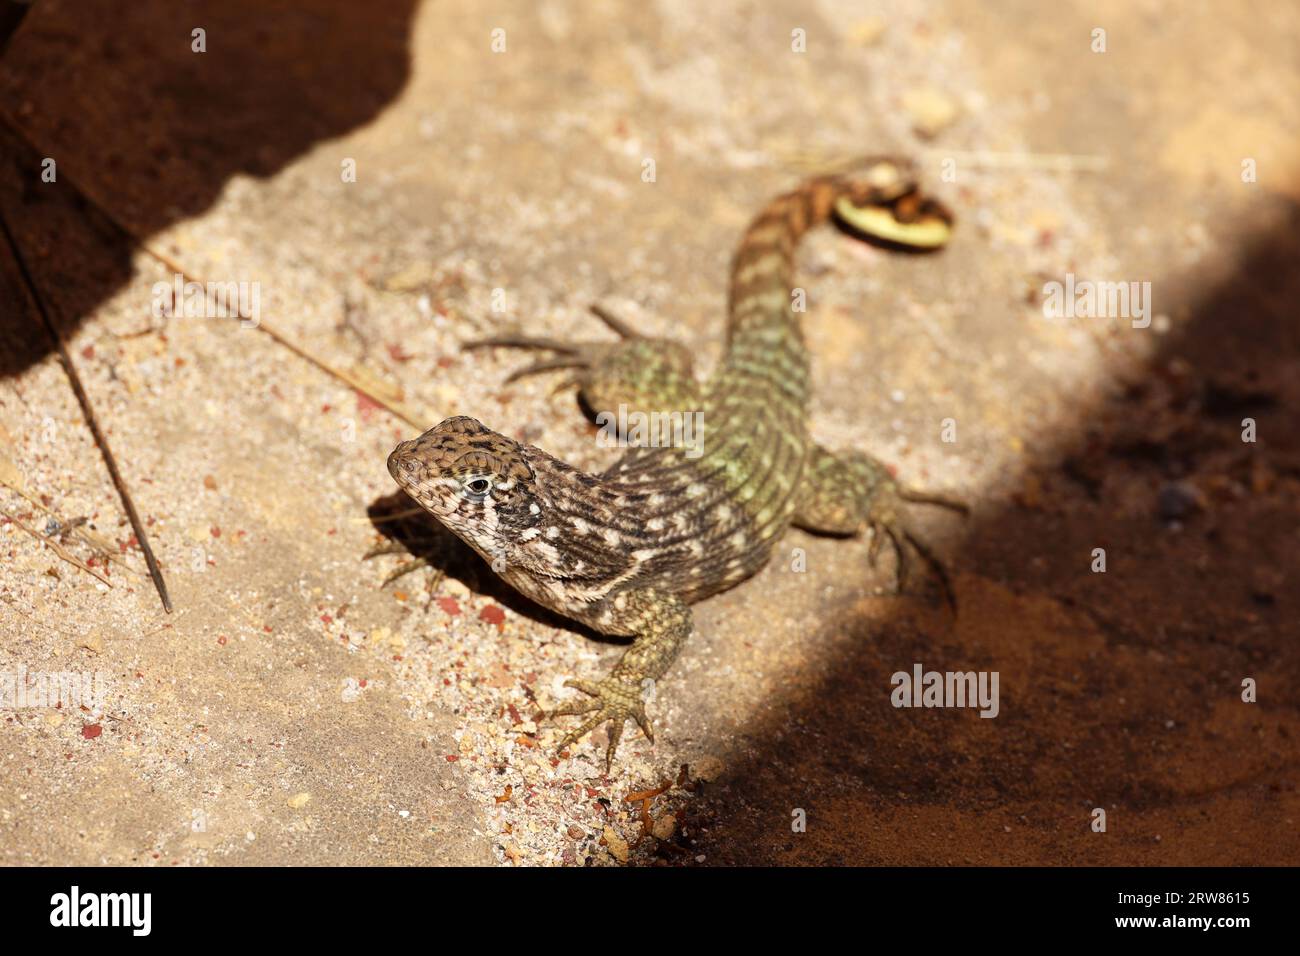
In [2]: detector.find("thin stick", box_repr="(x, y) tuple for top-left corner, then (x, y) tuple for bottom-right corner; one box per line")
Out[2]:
(2, 508), (113, 587)
(141, 244), (429, 430)
(781, 146), (1109, 176)
(589, 303), (639, 338)
(920, 148), (1110, 174)
(0, 206), (173, 612)
(0, 471), (142, 576)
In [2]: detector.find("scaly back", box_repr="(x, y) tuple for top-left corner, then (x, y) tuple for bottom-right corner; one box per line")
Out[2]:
(602, 161), (932, 601)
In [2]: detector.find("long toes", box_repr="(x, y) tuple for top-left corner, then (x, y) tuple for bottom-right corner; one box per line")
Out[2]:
(504, 356), (585, 383)
(549, 699), (600, 718)
(563, 678), (603, 698)
(362, 543), (409, 560)
(604, 718), (626, 771)
(548, 375), (580, 398)
(556, 711), (607, 753)
(904, 529), (958, 612)
(463, 335), (580, 354)
(867, 525), (884, 566)
(632, 708), (655, 744)
(588, 303), (640, 339)
(382, 558), (438, 587)
(884, 525), (909, 593)
(899, 487), (970, 515)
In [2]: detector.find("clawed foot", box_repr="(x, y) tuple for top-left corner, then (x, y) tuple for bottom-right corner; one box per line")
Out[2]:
(463, 304), (635, 384)
(548, 675), (655, 771)
(362, 544), (444, 588)
(867, 481), (969, 611)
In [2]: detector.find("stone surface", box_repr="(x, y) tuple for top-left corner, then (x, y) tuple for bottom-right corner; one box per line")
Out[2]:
(1, 0), (1296, 866)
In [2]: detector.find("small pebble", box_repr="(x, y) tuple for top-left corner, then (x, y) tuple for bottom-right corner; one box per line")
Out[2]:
(902, 88), (960, 139)
(1158, 481), (1204, 520)
(603, 826), (629, 863)
(653, 814), (677, 841)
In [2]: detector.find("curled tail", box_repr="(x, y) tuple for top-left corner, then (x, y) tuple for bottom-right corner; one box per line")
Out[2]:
(726, 158), (953, 344)
(719, 158), (954, 418)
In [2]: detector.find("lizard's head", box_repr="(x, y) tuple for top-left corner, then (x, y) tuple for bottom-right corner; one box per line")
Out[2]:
(387, 416), (542, 566)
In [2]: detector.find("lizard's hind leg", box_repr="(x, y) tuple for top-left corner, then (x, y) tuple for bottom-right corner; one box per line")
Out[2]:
(465, 304), (702, 416)
(794, 445), (968, 609)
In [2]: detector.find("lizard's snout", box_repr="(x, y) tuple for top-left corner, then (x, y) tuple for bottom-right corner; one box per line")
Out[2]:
(387, 442), (420, 482)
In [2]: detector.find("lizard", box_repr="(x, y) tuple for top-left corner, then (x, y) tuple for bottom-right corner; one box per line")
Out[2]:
(385, 157), (967, 769)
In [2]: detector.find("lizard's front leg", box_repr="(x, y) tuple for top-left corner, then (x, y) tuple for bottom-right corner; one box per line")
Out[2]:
(465, 303), (702, 416)
(549, 588), (692, 769)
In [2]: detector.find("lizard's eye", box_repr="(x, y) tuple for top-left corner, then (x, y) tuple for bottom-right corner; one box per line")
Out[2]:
(464, 476), (492, 497)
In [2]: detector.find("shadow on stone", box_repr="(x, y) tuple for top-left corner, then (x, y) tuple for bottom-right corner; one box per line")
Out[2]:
(0, 0), (418, 376)
(685, 200), (1300, 865)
